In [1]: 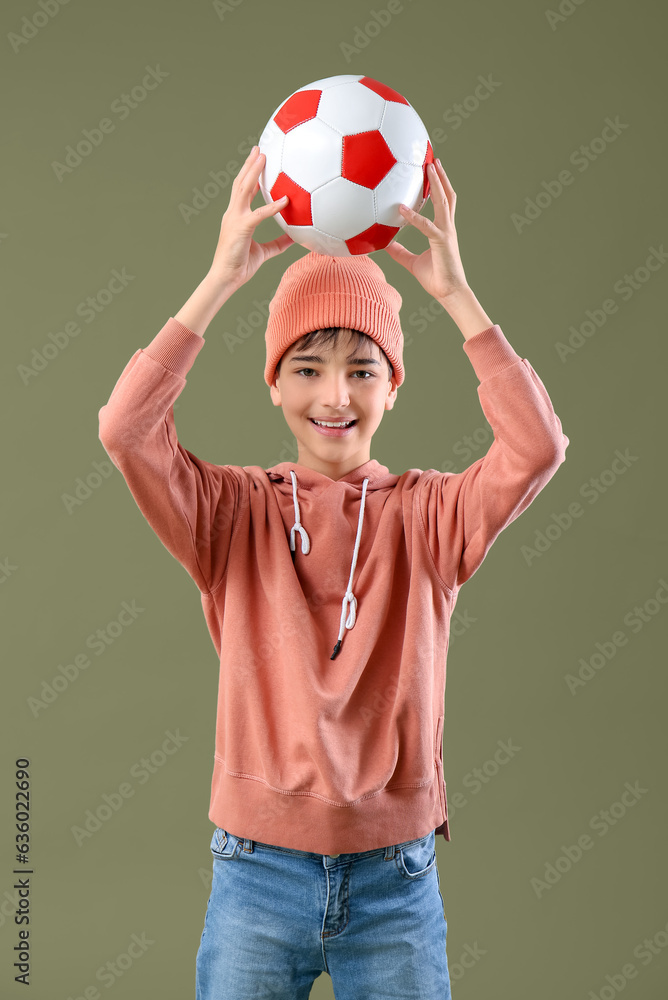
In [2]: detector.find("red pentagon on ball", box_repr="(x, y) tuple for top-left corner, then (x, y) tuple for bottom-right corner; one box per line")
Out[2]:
(345, 222), (401, 255)
(343, 131), (397, 188)
(359, 77), (409, 105)
(274, 90), (322, 132)
(269, 172), (312, 226)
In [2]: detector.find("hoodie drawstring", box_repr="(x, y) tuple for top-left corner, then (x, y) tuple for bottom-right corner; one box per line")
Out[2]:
(289, 470), (370, 660)
(289, 469), (310, 556)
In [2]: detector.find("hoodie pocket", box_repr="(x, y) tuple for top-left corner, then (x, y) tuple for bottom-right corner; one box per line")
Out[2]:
(435, 715), (447, 819)
(434, 715), (444, 763)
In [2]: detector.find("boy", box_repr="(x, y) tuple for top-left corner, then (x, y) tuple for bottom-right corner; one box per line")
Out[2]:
(98, 147), (569, 999)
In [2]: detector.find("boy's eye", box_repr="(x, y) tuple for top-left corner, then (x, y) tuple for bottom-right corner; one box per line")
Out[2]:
(296, 368), (373, 379)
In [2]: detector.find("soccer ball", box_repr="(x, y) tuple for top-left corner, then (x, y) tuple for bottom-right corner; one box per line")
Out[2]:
(257, 74), (434, 256)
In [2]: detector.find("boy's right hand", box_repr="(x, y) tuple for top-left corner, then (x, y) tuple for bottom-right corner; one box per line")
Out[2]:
(207, 147), (295, 292)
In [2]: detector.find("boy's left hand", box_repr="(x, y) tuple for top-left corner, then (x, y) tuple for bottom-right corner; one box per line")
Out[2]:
(383, 159), (469, 303)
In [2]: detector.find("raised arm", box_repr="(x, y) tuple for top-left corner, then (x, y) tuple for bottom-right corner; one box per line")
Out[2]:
(98, 146), (295, 593)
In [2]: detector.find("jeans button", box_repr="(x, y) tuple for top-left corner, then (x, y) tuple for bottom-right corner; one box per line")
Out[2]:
(329, 853), (340, 858)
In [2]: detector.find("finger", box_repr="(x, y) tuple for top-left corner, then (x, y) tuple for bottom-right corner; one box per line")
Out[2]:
(426, 168), (457, 233)
(427, 163), (451, 219)
(383, 238), (418, 272)
(434, 158), (456, 202)
(234, 155), (267, 209)
(429, 161), (457, 218)
(244, 151), (266, 192)
(254, 193), (289, 216)
(399, 202), (441, 239)
(259, 233), (296, 259)
(246, 151), (275, 201)
(233, 146), (263, 191)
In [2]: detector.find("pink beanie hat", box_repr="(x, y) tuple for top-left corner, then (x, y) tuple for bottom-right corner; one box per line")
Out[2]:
(264, 251), (404, 389)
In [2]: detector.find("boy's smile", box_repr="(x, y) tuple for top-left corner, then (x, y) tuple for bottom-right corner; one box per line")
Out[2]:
(270, 329), (398, 481)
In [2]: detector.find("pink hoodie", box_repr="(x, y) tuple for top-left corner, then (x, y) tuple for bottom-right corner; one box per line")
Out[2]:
(98, 316), (569, 855)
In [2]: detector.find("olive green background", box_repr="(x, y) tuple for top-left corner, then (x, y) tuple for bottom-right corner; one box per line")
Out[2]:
(2, 0), (667, 996)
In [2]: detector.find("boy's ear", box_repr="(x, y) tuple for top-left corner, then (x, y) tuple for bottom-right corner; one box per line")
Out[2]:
(269, 377), (281, 407)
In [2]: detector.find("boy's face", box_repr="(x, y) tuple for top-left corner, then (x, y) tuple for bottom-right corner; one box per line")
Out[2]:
(269, 329), (398, 481)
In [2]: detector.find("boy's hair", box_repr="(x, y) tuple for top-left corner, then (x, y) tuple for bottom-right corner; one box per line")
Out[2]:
(275, 327), (394, 381)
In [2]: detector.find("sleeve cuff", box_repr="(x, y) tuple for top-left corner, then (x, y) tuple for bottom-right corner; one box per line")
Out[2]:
(142, 317), (206, 377)
(462, 324), (523, 382)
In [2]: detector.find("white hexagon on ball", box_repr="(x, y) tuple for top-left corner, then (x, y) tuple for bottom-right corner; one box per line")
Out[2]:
(375, 162), (425, 228)
(312, 179), (376, 239)
(380, 102), (429, 165)
(257, 118), (284, 195)
(282, 119), (342, 192)
(290, 227), (348, 256)
(317, 82), (384, 136)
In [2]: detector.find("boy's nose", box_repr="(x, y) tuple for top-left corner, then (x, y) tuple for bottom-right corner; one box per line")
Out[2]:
(318, 375), (352, 402)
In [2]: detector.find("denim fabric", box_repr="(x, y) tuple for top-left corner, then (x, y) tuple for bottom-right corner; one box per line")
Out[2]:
(196, 826), (451, 999)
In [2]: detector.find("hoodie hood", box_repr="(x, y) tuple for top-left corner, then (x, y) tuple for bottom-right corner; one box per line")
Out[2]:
(264, 459), (395, 493)
(264, 460), (399, 660)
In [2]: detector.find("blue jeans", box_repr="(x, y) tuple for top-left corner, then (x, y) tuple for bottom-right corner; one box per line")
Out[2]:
(196, 826), (451, 999)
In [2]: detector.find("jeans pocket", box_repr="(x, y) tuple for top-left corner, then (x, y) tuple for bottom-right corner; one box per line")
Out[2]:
(210, 827), (240, 860)
(397, 830), (437, 881)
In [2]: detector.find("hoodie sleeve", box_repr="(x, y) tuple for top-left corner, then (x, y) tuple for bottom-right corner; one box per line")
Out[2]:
(418, 325), (570, 592)
(98, 317), (243, 595)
